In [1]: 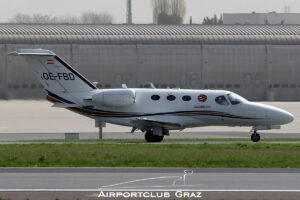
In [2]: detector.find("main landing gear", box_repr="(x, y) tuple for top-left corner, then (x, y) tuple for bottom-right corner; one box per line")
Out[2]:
(145, 130), (164, 143)
(251, 131), (261, 143)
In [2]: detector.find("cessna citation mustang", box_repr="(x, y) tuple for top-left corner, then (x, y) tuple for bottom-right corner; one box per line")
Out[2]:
(10, 49), (294, 143)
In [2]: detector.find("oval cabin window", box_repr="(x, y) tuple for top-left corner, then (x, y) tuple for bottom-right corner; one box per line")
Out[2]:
(182, 95), (191, 101)
(151, 95), (160, 101)
(167, 95), (176, 101)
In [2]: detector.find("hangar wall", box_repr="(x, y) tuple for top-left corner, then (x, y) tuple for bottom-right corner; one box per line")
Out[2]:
(2, 44), (300, 101)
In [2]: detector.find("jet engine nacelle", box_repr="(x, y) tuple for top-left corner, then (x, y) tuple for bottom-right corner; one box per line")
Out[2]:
(92, 89), (136, 107)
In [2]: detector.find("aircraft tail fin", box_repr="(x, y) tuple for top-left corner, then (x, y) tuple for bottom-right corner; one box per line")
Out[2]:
(9, 49), (97, 94)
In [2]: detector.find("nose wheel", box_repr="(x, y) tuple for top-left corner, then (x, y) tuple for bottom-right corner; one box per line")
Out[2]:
(251, 131), (260, 143)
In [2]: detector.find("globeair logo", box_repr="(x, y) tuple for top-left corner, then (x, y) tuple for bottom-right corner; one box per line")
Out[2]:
(97, 170), (203, 199)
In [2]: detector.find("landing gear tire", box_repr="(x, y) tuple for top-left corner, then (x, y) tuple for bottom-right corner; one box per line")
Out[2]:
(145, 130), (164, 143)
(251, 131), (260, 143)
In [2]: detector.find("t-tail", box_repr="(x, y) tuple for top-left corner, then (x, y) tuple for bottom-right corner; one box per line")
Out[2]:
(9, 49), (97, 96)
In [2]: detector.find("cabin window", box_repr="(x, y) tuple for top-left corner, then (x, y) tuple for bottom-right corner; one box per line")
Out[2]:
(151, 95), (160, 101)
(167, 95), (176, 101)
(215, 96), (229, 106)
(182, 95), (191, 101)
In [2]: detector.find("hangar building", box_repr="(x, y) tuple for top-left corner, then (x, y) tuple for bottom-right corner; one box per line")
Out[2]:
(0, 24), (300, 101)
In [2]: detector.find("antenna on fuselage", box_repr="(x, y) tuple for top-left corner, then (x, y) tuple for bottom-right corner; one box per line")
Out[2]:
(150, 82), (156, 89)
(144, 82), (156, 89)
(122, 84), (128, 89)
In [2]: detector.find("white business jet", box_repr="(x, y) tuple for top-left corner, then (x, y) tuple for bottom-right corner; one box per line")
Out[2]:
(10, 49), (294, 142)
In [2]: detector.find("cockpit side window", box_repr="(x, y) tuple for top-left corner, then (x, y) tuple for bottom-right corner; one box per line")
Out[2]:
(227, 93), (245, 105)
(215, 96), (229, 106)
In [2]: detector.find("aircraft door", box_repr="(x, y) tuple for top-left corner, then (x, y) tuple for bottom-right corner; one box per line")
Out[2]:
(215, 95), (230, 124)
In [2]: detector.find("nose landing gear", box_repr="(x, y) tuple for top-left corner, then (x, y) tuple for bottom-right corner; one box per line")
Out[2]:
(251, 131), (261, 143)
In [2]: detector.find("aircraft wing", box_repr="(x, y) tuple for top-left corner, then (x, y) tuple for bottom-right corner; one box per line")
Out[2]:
(130, 117), (183, 130)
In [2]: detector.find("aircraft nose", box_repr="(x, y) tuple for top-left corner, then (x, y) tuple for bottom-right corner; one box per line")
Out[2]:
(269, 108), (294, 125)
(283, 111), (295, 124)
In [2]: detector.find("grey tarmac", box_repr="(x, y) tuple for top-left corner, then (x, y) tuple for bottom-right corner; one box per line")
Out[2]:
(0, 168), (300, 200)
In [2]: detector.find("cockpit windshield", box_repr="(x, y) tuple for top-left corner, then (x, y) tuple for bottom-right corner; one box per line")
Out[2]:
(227, 93), (247, 105)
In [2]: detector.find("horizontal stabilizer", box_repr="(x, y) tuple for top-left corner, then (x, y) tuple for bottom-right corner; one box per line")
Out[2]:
(9, 49), (55, 56)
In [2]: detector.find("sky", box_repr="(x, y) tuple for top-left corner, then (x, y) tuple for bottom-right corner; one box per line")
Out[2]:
(1, 0), (300, 24)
